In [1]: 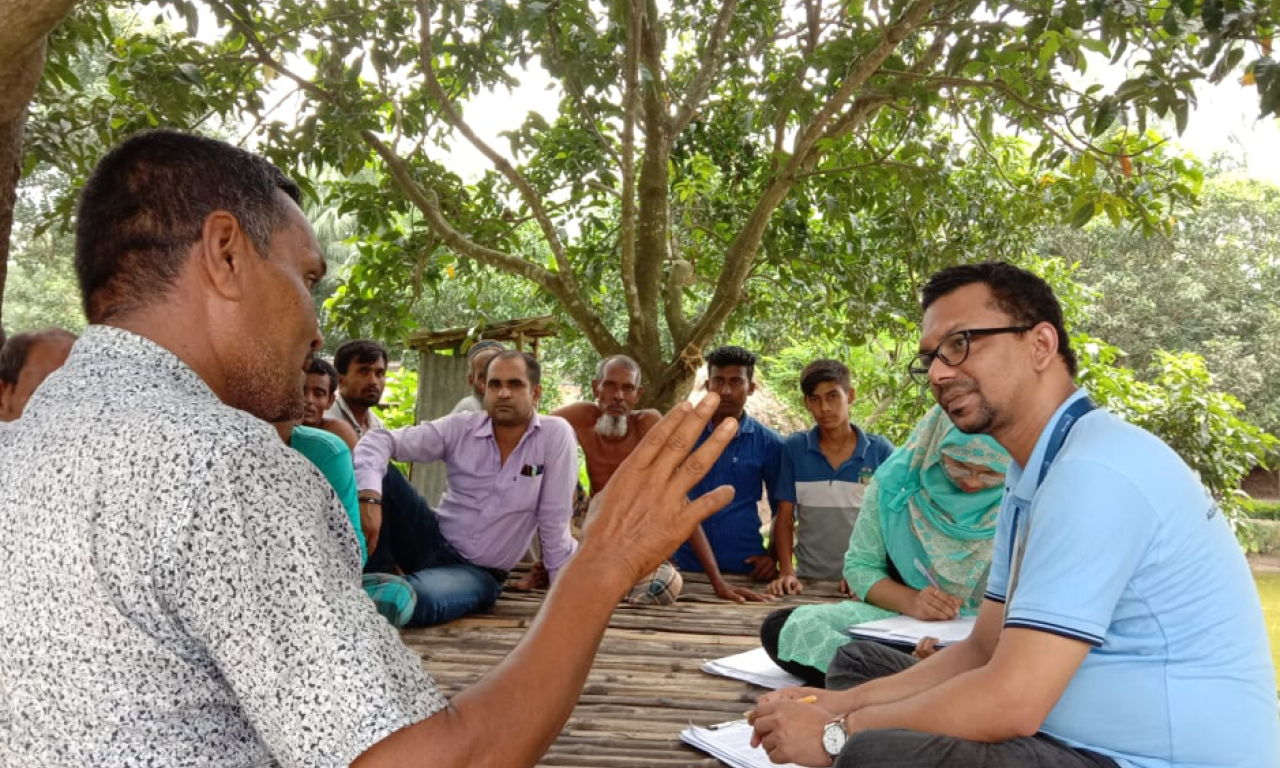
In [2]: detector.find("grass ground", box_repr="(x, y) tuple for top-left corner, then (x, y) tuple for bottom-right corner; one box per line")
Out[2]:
(1256, 572), (1280, 676)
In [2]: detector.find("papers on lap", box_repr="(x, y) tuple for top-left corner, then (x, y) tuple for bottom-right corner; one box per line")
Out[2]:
(681, 721), (803, 768)
(701, 647), (803, 690)
(847, 614), (976, 647)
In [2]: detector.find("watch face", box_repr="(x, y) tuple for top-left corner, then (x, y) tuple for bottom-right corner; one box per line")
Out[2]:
(822, 721), (847, 756)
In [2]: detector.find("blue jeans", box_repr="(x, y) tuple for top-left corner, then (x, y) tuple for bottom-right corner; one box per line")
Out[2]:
(364, 465), (505, 627)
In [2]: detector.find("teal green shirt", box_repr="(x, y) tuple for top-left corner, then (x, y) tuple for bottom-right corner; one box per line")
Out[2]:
(290, 426), (366, 564)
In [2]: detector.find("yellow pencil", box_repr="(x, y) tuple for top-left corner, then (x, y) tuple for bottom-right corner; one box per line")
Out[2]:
(744, 694), (817, 718)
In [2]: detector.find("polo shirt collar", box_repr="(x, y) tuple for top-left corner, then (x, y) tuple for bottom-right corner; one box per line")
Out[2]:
(804, 423), (869, 462)
(1008, 388), (1089, 501)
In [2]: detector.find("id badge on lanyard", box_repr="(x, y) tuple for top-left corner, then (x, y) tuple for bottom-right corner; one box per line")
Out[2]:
(1004, 396), (1097, 620)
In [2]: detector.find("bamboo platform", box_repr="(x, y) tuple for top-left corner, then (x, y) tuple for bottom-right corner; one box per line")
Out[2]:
(400, 568), (846, 767)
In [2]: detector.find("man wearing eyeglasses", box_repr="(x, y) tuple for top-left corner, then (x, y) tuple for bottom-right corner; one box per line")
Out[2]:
(750, 262), (1277, 768)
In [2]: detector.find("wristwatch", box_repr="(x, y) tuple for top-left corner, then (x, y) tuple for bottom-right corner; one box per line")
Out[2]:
(822, 716), (848, 760)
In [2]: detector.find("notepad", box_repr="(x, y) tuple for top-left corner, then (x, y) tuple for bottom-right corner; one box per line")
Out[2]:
(847, 614), (976, 647)
(681, 720), (803, 768)
(701, 647), (804, 690)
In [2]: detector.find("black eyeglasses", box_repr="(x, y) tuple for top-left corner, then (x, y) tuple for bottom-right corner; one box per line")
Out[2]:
(908, 326), (1033, 385)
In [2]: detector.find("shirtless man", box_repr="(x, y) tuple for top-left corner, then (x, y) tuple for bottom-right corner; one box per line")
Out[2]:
(554, 355), (661, 501)
(551, 355), (678, 604)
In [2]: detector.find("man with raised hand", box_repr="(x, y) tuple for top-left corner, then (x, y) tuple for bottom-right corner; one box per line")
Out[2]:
(0, 129), (738, 768)
(750, 262), (1278, 768)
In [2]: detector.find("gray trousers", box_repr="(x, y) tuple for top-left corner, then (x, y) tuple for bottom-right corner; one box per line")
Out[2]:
(826, 641), (1120, 768)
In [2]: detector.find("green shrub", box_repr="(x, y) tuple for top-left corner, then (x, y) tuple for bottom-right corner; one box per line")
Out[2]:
(1076, 335), (1279, 546)
(1244, 498), (1280, 521)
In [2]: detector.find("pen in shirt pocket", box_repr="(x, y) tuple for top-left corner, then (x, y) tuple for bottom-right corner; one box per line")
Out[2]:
(520, 464), (544, 477)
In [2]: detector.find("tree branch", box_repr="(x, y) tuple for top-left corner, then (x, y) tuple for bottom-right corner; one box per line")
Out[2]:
(361, 129), (624, 356)
(680, 0), (942, 359)
(545, 9), (620, 163)
(670, 0), (741, 134)
(416, 0), (574, 279)
(632, 0), (675, 368)
(619, 0), (644, 348)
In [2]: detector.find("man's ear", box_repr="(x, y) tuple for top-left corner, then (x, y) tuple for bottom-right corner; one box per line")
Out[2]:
(1029, 322), (1060, 373)
(197, 210), (255, 301)
(747, 379), (757, 396)
(634, 384), (644, 400)
(846, 386), (856, 403)
(533, 384), (543, 403)
(325, 393), (336, 408)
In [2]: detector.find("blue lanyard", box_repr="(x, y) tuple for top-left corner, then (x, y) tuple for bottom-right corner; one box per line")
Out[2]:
(1005, 396), (1098, 607)
(1036, 396), (1098, 486)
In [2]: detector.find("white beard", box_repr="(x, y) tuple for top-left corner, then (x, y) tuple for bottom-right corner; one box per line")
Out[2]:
(594, 413), (629, 438)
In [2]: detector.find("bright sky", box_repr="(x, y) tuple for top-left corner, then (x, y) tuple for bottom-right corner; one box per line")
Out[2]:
(449, 63), (1280, 184)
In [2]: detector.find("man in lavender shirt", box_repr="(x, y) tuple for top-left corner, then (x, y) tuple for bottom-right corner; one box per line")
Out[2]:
(354, 350), (578, 627)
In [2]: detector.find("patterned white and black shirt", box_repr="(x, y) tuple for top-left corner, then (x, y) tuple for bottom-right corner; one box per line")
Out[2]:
(0, 326), (446, 767)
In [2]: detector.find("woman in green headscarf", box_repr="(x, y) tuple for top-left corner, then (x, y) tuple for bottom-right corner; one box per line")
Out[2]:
(759, 405), (1009, 686)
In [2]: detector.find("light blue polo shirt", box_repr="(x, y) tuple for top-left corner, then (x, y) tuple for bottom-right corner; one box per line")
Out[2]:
(986, 390), (1278, 768)
(776, 424), (895, 579)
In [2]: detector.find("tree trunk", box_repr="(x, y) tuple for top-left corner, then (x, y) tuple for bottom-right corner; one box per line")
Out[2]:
(638, 352), (701, 412)
(0, 105), (27, 330)
(1, 0), (81, 330)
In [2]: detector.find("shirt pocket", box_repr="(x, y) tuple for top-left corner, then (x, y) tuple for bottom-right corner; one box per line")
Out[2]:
(498, 470), (545, 517)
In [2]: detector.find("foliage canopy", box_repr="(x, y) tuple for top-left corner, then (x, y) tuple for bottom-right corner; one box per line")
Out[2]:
(18, 0), (1278, 406)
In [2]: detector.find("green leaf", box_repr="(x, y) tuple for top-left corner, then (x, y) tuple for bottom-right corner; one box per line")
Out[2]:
(1202, 0), (1225, 32)
(1210, 45), (1246, 83)
(1172, 99), (1190, 134)
(1090, 97), (1120, 137)
(1070, 198), (1097, 227)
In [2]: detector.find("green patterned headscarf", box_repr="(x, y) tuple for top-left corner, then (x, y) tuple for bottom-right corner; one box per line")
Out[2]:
(876, 405), (1009, 602)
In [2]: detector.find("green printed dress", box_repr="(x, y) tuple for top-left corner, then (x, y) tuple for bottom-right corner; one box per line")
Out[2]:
(776, 406), (1009, 672)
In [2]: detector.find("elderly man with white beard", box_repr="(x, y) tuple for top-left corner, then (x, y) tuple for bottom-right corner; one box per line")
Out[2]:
(552, 355), (680, 603)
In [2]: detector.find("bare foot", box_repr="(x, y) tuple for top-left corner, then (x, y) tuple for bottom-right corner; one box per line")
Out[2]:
(510, 561), (550, 591)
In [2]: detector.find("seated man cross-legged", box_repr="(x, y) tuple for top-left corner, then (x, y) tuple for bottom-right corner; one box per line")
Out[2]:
(354, 350), (578, 627)
(553, 354), (677, 604)
(670, 345), (784, 603)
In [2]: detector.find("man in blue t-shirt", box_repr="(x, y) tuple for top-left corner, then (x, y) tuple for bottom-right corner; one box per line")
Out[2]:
(750, 262), (1278, 768)
(671, 345), (784, 603)
(768, 358), (895, 594)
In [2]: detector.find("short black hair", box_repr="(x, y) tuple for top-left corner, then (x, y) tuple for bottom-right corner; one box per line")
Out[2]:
(0, 328), (78, 385)
(595, 354), (642, 385)
(921, 262), (1078, 376)
(75, 130), (302, 323)
(334, 339), (389, 375)
(706, 345), (758, 381)
(799, 359), (851, 397)
(306, 356), (340, 396)
(485, 350), (541, 387)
